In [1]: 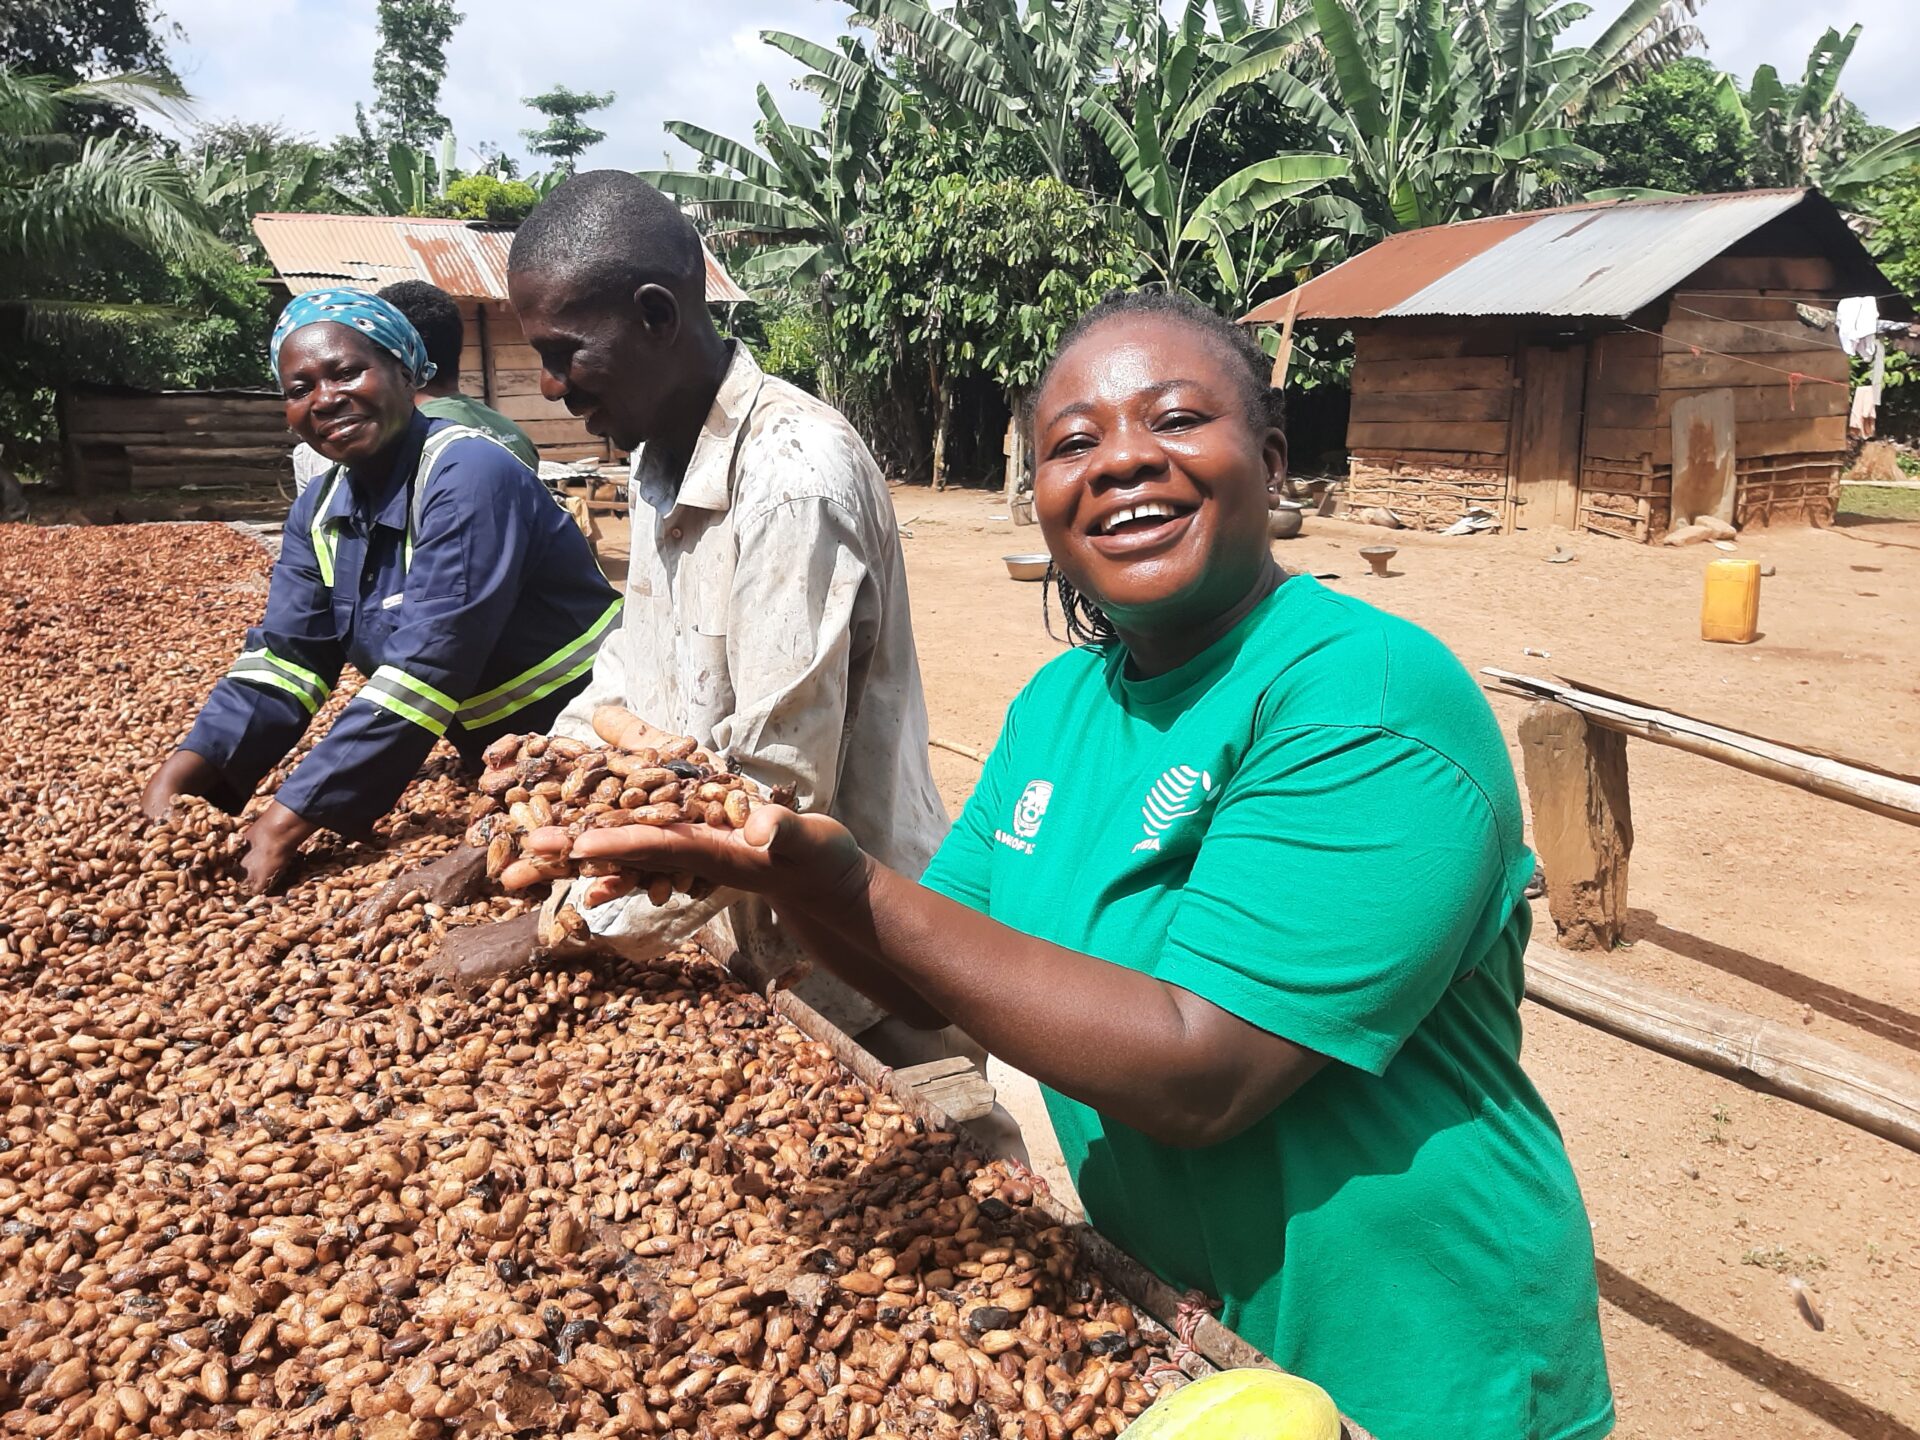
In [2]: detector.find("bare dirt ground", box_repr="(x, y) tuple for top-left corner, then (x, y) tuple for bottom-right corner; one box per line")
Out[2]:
(877, 488), (1920, 1440)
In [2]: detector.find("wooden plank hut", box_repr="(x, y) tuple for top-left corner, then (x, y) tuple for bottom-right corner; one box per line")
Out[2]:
(251, 212), (749, 466)
(1243, 189), (1910, 541)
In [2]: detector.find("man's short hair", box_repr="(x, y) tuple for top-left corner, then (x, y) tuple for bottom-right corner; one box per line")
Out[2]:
(377, 280), (464, 380)
(508, 170), (705, 305)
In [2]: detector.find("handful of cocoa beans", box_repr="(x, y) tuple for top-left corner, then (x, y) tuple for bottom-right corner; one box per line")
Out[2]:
(464, 707), (793, 903)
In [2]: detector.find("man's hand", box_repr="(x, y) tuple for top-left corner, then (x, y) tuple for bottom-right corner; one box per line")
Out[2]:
(424, 912), (542, 987)
(239, 801), (316, 895)
(591, 705), (675, 754)
(350, 845), (489, 930)
(141, 750), (220, 822)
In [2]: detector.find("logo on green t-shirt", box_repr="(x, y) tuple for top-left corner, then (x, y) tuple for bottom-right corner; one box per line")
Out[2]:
(996, 779), (1053, 855)
(1133, 765), (1214, 853)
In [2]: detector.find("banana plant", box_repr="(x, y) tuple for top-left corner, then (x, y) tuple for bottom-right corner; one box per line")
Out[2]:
(194, 144), (343, 236)
(364, 141), (438, 215)
(640, 67), (889, 296)
(845, 0), (1133, 183)
(1735, 25), (1920, 205)
(1076, 1), (1351, 290)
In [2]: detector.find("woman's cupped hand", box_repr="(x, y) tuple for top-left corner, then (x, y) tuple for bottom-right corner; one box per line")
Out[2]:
(508, 805), (871, 913)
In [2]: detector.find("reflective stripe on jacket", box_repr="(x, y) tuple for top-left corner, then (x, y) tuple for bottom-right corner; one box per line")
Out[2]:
(180, 411), (620, 836)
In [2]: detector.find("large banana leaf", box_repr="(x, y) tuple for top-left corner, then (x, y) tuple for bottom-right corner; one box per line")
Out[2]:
(850, 0), (1029, 138)
(1180, 152), (1352, 240)
(1165, 13), (1332, 143)
(1796, 25), (1861, 126)
(1827, 123), (1920, 197)
(664, 121), (787, 194)
(760, 31), (879, 101)
(1079, 99), (1152, 214)
(1491, 127), (1602, 166)
(734, 242), (827, 289)
(634, 169), (817, 232)
(1309, 0), (1388, 139)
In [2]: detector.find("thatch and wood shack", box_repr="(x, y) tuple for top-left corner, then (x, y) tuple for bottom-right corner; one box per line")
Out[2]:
(1243, 189), (1910, 541)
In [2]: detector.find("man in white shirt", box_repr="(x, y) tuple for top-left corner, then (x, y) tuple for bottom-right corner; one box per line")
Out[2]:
(427, 171), (949, 1043)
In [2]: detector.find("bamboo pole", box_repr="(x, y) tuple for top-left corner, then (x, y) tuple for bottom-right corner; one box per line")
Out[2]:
(763, 985), (1377, 1439)
(929, 736), (990, 766)
(1484, 670), (1920, 827)
(1526, 943), (1920, 1153)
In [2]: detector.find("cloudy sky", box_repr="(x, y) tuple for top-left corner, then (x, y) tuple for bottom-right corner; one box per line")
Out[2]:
(156, 0), (1917, 174)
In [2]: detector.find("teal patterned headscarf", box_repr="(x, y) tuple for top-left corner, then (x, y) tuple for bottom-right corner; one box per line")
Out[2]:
(271, 289), (437, 386)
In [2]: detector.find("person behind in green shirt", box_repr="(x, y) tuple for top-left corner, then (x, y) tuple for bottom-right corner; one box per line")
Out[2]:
(378, 280), (541, 470)
(514, 291), (1614, 1439)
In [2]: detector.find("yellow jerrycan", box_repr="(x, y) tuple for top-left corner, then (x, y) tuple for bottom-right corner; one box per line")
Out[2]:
(1700, 557), (1761, 644)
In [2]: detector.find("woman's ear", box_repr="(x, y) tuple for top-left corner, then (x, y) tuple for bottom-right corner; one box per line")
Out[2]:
(1263, 427), (1290, 507)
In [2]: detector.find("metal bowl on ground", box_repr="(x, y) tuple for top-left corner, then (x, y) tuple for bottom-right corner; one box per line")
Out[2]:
(1003, 553), (1051, 582)
(1268, 501), (1304, 540)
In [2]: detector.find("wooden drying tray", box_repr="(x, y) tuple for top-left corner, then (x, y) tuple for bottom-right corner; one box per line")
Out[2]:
(762, 982), (1379, 1440)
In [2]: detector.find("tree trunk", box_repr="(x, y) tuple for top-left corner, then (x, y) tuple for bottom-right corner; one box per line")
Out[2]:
(931, 374), (952, 492)
(0, 452), (28, 524)
(1004, 387), (1034, 525)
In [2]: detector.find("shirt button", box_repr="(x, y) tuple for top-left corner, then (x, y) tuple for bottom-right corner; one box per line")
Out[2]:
(669, 526), (683, 541)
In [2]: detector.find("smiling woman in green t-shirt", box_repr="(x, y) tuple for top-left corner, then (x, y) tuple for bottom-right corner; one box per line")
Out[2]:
(527, 291), (1614, 1440)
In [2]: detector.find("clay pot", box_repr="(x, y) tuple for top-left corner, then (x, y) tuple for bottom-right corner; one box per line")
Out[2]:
(1267, 502), (1304, 540)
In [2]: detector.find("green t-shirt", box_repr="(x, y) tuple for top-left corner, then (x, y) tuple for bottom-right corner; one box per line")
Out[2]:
(420, 394), (540, 471)
(922, 577), (1612, 1440)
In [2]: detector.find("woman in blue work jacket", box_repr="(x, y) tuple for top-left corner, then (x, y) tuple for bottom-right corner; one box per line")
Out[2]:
(142, 291), (621, 892)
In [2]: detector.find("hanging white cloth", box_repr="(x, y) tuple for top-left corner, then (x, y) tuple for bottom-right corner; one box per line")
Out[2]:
(1836, 296), (1880, 359)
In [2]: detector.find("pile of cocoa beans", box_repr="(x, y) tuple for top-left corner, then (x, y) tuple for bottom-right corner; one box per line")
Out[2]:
(467, 722), (787, 903)
(0, 526), (1179, 1439)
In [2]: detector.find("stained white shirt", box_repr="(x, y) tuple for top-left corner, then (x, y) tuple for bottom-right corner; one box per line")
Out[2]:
(548, 344), (949, 1034)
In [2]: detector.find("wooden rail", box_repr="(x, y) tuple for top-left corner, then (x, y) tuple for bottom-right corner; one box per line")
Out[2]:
(1526, 944), (1920, 1154)
(1485, 669), (1920, 828)
(1487, 671), (1920, 1155)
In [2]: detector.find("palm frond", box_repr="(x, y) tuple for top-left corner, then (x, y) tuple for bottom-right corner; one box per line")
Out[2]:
(3, 296), (194, 345)
(2, 133), (217, 270)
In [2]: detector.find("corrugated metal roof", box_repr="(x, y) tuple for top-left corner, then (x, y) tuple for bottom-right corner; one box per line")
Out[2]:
(1397, 190), (1805, 317)
(251, 213), (750, 304)
(1251, 212), (1536, 322)
(1242, 189), (1905, 324)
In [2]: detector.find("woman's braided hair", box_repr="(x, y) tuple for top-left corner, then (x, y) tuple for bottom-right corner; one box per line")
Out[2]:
(1025, 289), (1285, 648)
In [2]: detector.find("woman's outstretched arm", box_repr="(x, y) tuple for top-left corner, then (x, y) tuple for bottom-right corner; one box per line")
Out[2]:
(535, 811), (1326, 1147)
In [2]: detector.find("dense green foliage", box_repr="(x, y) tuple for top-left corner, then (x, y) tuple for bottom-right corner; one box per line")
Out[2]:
(1581, 58), (1752, 194)
(1865, 174), (1920, 297)
(1, 69), (236, 468)
(836, 123), (1136, 395)
(438, 172), (539, 222)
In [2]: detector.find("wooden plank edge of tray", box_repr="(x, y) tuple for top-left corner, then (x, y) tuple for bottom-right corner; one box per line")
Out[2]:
(765, 983), (1379, 1440)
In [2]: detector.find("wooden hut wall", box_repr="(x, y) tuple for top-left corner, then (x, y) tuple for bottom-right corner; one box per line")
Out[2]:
(1343, 321), (1517, 529)
(1665, 291), (1849, 530)
(61, 389), (291, 494)
(462, 301), (612, 465)
(1578, 328), (1664, 539)
(1576, 292), (1848, 540)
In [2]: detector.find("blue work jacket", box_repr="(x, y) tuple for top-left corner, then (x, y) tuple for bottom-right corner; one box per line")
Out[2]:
(181, 412), (621, 836)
